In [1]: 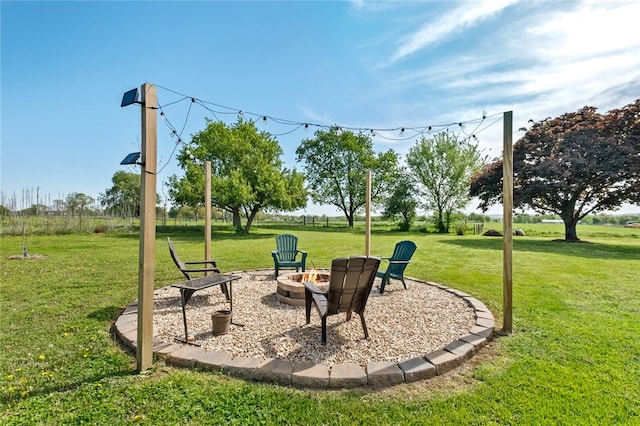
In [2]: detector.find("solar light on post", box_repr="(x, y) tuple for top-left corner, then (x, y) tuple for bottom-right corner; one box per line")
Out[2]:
(120, 83), (157, 372)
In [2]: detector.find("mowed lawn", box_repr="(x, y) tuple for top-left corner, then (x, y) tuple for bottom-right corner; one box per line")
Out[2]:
(1, 223), (639, 425)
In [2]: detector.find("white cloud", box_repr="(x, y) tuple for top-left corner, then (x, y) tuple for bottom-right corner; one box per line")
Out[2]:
(390, 0), (522, 63)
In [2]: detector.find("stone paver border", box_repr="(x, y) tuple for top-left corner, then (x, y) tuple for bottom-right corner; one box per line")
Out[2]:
(113, 270), (494, 389)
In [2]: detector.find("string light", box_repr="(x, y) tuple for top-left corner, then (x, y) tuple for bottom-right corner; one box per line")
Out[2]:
(152, 83), (503, 142)
(149, 83), (506, 172)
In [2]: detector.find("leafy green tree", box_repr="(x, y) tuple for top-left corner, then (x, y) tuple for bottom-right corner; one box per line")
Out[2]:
(99, 171), (141, 217)
(296, 128), (399, 227)
(382, 168), (418, 231)
(406, 130), (486, 233)
(170, 118), (306, 234)
(65, 192), (95, 227)
(470, 100), (640, 241)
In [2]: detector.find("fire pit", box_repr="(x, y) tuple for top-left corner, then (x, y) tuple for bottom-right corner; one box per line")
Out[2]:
(276, 270), (330, 306)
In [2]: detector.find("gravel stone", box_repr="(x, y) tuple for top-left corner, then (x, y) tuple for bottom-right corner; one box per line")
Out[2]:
(153, 270), (476, 369)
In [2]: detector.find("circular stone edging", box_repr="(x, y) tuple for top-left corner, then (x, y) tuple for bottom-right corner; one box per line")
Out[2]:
(113, 270), (494, 389)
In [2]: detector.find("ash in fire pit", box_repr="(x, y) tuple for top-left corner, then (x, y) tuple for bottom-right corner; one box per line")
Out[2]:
(276, 270), (330, 306)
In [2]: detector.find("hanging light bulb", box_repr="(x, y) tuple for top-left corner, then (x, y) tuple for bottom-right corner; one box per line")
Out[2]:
(262, 116), (267, 125)
(427, 126), (432, 134)
(400, 128), (405, 137)
(160, 111), (168, 122)
(304, 123), (309, 131)
(482, 110), (487, 119)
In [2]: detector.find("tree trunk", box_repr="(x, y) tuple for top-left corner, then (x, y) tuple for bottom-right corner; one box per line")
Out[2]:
(244, 208), (259, 234)
(563, 218), (580, 241)
(436, 209), (446, 233)
(232, 209), (242, 232)
(347, 214), (354, 228)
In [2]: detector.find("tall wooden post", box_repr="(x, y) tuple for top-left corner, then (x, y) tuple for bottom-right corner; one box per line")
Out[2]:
(365, 170), (371, 256)
(137, 83), (157, 372)
(502, 111), (513, 333)
(205, 161), (212, 265)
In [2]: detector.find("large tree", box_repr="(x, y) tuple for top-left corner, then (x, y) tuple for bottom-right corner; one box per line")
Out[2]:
(99, 171), (142, 217)
(406, 130), (486, 232)
(470, 100), (640, 241)
(296, 128), (399, 227)
(170, 118), (306, 234)
(382, 168), (418, 231)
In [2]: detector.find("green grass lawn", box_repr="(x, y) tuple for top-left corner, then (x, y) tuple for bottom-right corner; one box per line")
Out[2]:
(1, 224), (639, 425)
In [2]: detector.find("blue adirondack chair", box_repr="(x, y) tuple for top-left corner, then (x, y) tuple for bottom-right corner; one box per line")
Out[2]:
(272, 234), (307, 278)
(376, 240), (417, 293)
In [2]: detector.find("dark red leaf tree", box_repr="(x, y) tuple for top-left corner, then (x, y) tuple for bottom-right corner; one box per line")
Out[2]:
(470, 100), (640, 241)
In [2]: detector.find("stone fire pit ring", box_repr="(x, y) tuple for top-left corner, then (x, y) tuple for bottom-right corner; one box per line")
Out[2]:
(276, 270), (331, 305)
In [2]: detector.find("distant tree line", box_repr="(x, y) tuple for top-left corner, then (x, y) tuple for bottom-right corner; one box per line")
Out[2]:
(3, 99), (638, 241)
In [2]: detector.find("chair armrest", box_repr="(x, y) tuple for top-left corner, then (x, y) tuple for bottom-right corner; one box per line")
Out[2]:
(303, 281), (326, 295)
(182, 267), (221, 273)
(184, 260), (217, 267)
(388, 260), (410, 265)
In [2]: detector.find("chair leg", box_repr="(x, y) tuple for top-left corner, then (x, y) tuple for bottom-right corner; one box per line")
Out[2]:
(401, 277), (407, 290)
(220, 283), (230, 301)
(305, 289), (312, 324)
(321, 316), (327, 345)
(379, 275), (389, 293)
(359, 313), (369, 339)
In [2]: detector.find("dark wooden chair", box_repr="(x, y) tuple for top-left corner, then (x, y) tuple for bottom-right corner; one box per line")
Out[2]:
(376, 240), (417, 294)
(304, 256), (380, 345)
(167, 237), (228, 300)
(271, 234), (307, 278)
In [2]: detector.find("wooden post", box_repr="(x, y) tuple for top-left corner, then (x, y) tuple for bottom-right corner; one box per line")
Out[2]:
(365, 170), (371, 256)
(137, 83), (157, 372)
(502, 111), (513, 333)
(205, 161), (212, 267)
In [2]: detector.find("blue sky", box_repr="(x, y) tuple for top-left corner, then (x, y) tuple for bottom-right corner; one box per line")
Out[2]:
(2, 0), (639, 215)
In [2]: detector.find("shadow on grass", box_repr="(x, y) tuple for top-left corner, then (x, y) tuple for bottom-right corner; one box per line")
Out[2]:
(88, 306), (124, 323)
(439, 237), (640, 260)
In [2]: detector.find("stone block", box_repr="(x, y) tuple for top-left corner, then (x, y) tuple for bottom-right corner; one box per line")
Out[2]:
(154, 342), (182, 358)
(367, 361), (404, 387)
(459, 333), (488, 350)
(425, 349), (462, 375)
(224, 356), (262, 381)
(196, 351), (232, 371)
(292, 363), (330, 389)
(447, 288), (471, 298)
(166, 345), (204, 368)
(469, 325), (494, 339)
(398, 357), (436, 382)
(475, 310), (495, 320)
(444, 339), (475, 360)
(476, 317), (495, 329)
(463, 297), (490, 312)
(255, 358), (293, 386)
(330, 363), (367, 388)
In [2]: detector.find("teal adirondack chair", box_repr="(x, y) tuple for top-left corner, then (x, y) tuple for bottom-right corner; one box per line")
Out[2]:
(376, 240), (417, 293)
(272, 234), (307, 278)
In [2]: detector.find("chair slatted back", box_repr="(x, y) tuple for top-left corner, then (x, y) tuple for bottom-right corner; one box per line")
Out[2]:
(326, 257), (380, 316)
(387, 241), (417, 275)
(276, 234), (299, 262)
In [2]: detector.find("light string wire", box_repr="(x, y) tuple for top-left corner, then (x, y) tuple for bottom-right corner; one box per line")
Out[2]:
(151, 83), (505, 174)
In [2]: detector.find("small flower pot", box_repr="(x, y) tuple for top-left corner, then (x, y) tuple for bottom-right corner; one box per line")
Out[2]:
(211, 310), (232, 335)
